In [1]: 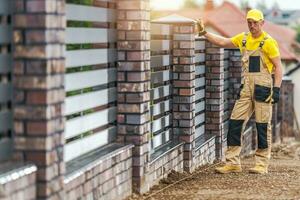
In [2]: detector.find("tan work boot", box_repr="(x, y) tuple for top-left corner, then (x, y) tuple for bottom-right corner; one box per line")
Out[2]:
(249, 165), (268, 174)
(215, 165), (242, 174)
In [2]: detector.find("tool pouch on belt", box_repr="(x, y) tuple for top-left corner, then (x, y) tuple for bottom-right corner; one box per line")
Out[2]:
(254, 85), (271, 102)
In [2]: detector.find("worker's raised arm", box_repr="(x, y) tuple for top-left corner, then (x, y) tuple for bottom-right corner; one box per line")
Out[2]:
(203, 32), (236, 48)
(196, 19), (236, 48)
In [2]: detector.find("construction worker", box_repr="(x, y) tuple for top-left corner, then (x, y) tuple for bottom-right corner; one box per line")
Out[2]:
(197, 9), (283, 174)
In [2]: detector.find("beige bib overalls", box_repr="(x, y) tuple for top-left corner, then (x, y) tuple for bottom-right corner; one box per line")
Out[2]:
(226, 33), (273, 168)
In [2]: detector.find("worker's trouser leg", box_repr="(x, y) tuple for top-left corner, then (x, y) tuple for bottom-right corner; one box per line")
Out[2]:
(226, 84), (253, 166)
(254, 101), (272, 167)
(225, 81), (273, 167)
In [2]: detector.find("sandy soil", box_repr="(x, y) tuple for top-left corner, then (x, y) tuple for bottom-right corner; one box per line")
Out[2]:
(128, 140), (300, 200)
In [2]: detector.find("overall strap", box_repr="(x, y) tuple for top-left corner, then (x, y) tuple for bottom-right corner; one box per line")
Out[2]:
(241, 32), (249, 52)
(259, 35), (269, 49)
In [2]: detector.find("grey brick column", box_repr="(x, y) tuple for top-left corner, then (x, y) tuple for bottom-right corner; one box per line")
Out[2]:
(205, 42), (225, 160)
(116, 0), (151, 194)
(172, 21), (196, 172)
(12, 0), (65, 199)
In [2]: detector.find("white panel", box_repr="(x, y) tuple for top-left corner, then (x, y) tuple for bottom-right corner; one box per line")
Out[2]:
(195, 125), (205, 139)
(64, 126), (116, 162)
(196, 77), (205, 88)
(0, 111), (12, 132)
(195, 101), (205, 113)
(151, 40), (170, 51)
(195, 40), (205, 50)
(0, 25), (11, 44)
(0, 138), (12, 161)
(0, 83), (12, 103)
(151, 85), (171, 100)
(151, 55), (170, 68)
(195, 65), (205, 75)
(66, 4), (115, 22)
(151, 99), (171, 117)
(152, 129), (171, 149)
(0, 54), (11, 73)
(65, 68), (116, 92)
(66, 28), (116, 44)
(0, 1), (11, 15)
(151, 114), (171, 133)
(195, 53), (205, 63)
(151, 24), (171, 35)
(65, 88), (116, 115)
(151, 70), (171, 84)
(66, 49), (117, 68)
(65, 107), (116, 139)
(195, 113), (205, 127)
(195, 89), (205, 101)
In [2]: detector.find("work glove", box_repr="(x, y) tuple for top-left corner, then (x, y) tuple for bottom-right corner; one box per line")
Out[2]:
(196, 19), (207, 36)
(272, 87), (280, 104)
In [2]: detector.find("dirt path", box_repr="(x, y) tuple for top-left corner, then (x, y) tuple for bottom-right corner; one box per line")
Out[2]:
(128, 141), (300, 200)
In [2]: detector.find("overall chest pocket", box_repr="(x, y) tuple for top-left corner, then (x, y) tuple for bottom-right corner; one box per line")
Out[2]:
(249, 56), (260, 72)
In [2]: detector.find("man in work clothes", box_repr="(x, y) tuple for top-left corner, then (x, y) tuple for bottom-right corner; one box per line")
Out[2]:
(197, 9), (283, 174)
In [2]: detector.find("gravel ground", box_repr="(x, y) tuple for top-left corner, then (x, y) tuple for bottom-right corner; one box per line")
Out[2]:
(128, 140), (300, 200)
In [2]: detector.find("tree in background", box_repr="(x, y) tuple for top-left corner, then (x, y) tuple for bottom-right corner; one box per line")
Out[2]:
(182, 0), (200, 9)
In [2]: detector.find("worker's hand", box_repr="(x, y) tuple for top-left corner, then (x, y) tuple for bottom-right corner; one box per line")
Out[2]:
(271, 87), (280, 104)
(196, 19), (206, 36)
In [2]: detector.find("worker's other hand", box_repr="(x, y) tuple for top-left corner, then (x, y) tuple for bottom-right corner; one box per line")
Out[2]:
(196, 19), (206, 36)
(272, 87), (280, 104)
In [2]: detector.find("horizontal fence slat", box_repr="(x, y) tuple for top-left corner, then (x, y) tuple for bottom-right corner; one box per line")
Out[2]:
(195, 53), (205, 63)
(195, 113), (205, 127)
(66, 49), (117, 68)
(0, 1), (11, 15)
(0, 83), (12, 103)
(151, 55), (171, 68)
(0, 54), (11, 73)
(151, 85), (171, 100)
(195, 101), (205, 113)
(151, 40), (171, 52)
(66, 28), (116, 44)
(0, 138), (13, 161)
(195, 77), (205, 88)
(195, 65), (205, 75)
(151, 70), (171, 84)
(0, 25), (12, 44)
(0, 111), (12, 132)
(66, 88), (117, 115)
(65, 107), (116, 139)
(195, 89), (205, 101)
(66, 4), (115, 22)
(64, 126), (117, 162)
(151, 24), (171, 35)
(152, 129), (171, 150)
(151, 114), (171, 133)
(195, 125), (205, 139)
(195, 40), (205, 50)
(65, 68), (116, 92)
(151, 99), (171, 116)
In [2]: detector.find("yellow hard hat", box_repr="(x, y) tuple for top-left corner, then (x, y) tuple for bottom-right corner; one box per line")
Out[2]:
(246, 9), (264, 21)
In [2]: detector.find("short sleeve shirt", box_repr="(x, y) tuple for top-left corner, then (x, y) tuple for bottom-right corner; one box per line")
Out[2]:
(231, 31), (280, 72)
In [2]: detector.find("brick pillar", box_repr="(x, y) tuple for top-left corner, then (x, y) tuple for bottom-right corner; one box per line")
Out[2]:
(205, 42), (225, 160)
(12, 1), (65, 199)
(116, 0), (151, 194)
(172, 23), (196, 172)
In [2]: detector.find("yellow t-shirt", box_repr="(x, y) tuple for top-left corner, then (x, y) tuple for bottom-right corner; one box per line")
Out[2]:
(231, 31), (280, 73)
